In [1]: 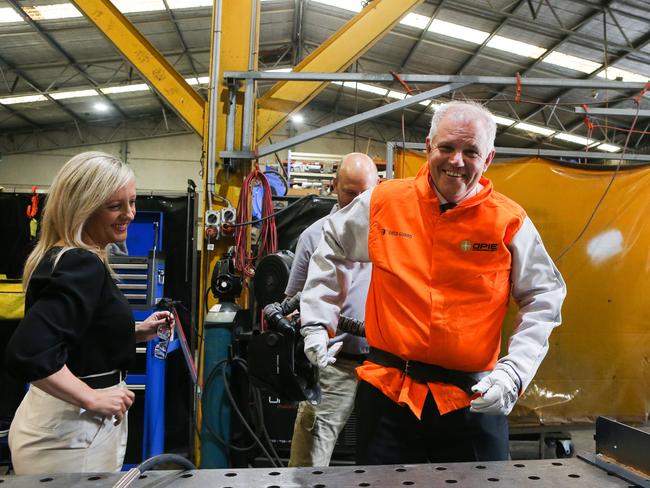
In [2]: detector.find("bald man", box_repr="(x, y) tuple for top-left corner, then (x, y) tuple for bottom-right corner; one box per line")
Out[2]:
(286, 152), (378, 467)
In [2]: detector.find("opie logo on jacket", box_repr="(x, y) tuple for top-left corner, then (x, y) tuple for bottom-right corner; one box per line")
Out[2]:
(381, 228), (413, 239)
(460, 240), (498, 252)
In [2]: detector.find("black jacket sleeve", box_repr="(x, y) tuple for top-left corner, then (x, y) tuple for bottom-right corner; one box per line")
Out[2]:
(5, 249), (106, 382)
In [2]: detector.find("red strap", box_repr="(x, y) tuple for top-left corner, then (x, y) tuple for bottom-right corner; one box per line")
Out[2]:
(515, 72), (522, 104)
(634, 81), (650, 106)
(390, 71), (414, 95)
(581, 104), (594, 130)
(26, 186), (39, 219)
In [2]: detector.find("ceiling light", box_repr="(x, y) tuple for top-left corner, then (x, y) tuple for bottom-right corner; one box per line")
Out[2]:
(596, 67), (648, 83)
(386, 90), (407, 100)
(111, 0), (165, 13)
(94, 102), (110, 112)
(265, 68), (293, 73)
(311, 0), (363, 13)
(167, 0), (212, 7)
(50, 89), (100, 100)
(0, 94), (47, 105)
(22, 4), (82, 20)
(553, 132), (595, 145)
(400, 13), (430, 30)
(101, 84), (150, 94)
(542, 52), (601, 74)
(0, 7), (24, 23)
(597, 143), (621, 153)
(493, 115), (516, 126)
(487, 36), (546, 59)
(429, 19), (489, 45)
(514, 122), (555, 136)
(291, 114), (304, 123)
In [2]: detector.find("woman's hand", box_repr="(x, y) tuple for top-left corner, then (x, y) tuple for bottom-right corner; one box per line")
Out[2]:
(86, 386), (135, 425)
(135, 310), (175, 343)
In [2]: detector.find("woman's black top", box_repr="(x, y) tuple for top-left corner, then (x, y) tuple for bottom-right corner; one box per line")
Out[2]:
(5, 247), (135, 382)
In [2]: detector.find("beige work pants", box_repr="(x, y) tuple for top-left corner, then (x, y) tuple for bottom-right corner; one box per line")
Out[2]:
(8, 383), (128, 474)
(289, 357), (359, 467)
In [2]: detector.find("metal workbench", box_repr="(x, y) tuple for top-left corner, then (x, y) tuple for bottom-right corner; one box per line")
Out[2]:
(0, 458), (642, 487)
(1, 418), (647, 487)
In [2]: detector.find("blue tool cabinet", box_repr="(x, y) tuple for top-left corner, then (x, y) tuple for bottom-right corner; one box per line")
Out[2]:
(109, 210), (177, 464)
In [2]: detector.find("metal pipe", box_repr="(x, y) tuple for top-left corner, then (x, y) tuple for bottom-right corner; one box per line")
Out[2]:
(206, 0), (223, 211)
(248, 82), (468, 158)
(223, 72), (650, 90)
(386, 142), (650, 163)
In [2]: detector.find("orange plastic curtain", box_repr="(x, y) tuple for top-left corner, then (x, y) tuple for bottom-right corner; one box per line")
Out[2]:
(395, 150), (650, 426)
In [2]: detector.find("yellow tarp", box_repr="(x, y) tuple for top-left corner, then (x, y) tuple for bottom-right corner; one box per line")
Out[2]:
(395, 150), (650, 425)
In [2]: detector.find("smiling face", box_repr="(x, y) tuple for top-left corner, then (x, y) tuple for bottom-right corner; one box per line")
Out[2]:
(427, 112), (495, 203)
(83, 180), (136, 249)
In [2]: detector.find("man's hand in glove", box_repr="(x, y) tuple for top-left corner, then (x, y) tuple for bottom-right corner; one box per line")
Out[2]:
(470, 368), (519, 415)
(301, 325), (343, 369)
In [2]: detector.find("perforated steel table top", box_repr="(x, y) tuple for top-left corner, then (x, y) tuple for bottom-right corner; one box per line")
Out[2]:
(0, 457), (641, 487)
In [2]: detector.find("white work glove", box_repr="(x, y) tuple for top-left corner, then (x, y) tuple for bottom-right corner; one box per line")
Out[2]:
(301, 325), (343, 369)
(470, 368), (519, 415)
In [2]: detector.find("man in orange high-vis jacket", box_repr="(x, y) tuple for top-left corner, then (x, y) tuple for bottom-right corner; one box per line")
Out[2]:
(299, 101), (567, 465)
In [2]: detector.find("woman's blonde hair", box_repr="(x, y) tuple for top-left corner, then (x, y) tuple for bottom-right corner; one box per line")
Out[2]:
(22, 151), (135, 288)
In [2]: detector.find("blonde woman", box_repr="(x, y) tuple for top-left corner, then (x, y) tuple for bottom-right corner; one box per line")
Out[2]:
(5, 152), (174, 474)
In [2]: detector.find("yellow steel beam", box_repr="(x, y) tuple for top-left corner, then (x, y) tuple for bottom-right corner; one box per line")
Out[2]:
(256, 0), (423, 144)
(71, 0), (205, 136)
(195, 0), (258, 466)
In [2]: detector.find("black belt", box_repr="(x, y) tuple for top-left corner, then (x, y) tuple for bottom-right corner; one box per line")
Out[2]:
(79, 370), (125, 389)
(367, 347), (480, 394)
(337, 351), (368, 363)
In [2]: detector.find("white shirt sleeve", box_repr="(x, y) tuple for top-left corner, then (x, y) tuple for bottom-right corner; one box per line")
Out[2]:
(284, 225), (315, 297)
(499, 216), (567, 393)
(300, 189), (373, 334)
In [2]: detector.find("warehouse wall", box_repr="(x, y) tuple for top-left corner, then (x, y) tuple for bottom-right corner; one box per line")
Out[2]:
(0, 133), (203, 194)
(0, 133), (394, 193)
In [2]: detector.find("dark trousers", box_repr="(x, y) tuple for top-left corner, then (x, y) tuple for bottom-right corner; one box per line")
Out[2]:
(356, 380), (509, 465)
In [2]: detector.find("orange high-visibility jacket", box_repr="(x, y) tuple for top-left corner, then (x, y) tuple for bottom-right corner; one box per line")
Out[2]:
(301, 165), (566, 418)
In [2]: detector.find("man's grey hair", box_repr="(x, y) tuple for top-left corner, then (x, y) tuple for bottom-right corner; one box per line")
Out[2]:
(428, 101), (497, 152)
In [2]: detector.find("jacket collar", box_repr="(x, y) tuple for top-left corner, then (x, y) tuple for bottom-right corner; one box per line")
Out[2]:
(414, 163), (493, 209)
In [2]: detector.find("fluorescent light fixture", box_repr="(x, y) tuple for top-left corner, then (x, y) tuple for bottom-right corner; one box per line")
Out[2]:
(543, 51), (601, 74)
(400, 13), (431, 30)
(264, 68), (292, 73)
(332, 81), (389, 97)
(597, 143), (621, 153)
(22, 4), (82, 20)
(419, 100), (439, 109)
(514, 122), (555, 136)
(553, 132), (595, 145)
(596, 67), (648, 83)
(94, 102), (110, 112)
(0, 94), (48, 105)
(429, 19), (489, 45)
(101, 84), (150, 94)
(50, 89), (100, 100)
(197, 76), (209, 84)
(487, 36), (546, 59)
(386, 90), (407, 100)
(290, 114), (304, 123)
(311, 0), (363, 13)
(493, 115), (516, 126)
(111, 0), (165, 13)
(167, 0), (212, 8)
(185, 77), (199, 85)
(0, 7), (23, 23)
(344, 81), (388, 97)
